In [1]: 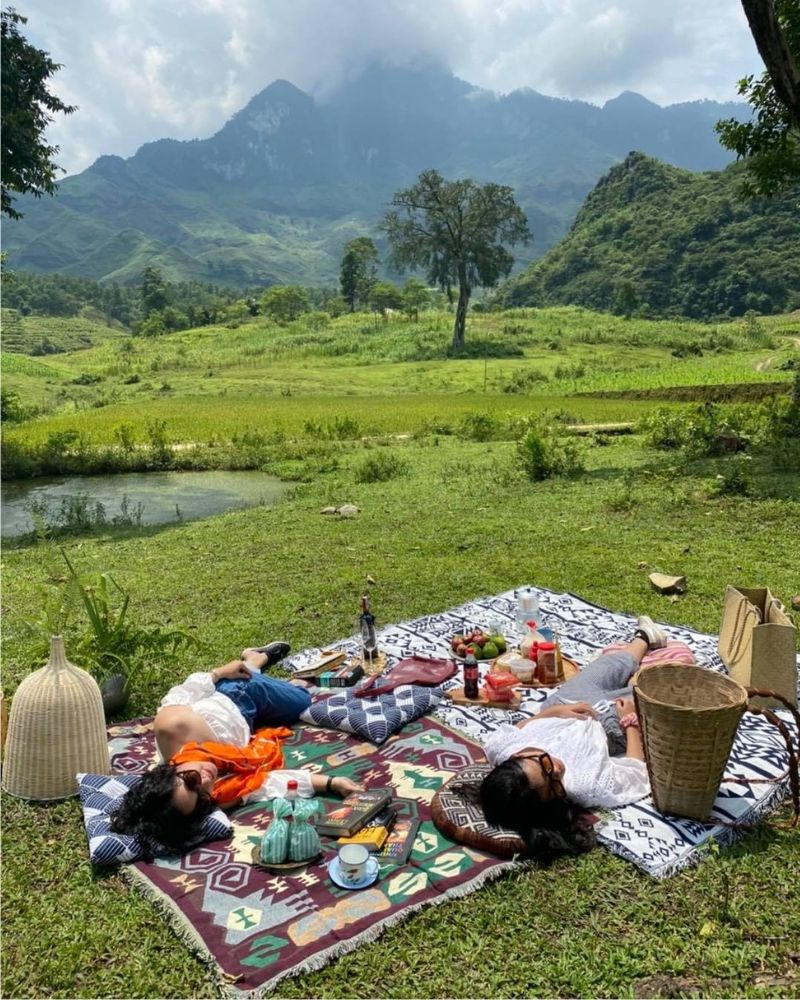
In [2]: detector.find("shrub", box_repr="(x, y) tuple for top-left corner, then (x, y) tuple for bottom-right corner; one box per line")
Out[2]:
(517, 424), (585, 481)
(458, 412), (499, 442)
(354, 451), (410, 483)
(710, 455), (753, 497)
(502, 368), (549, 394)
(642, 407), (688, 450)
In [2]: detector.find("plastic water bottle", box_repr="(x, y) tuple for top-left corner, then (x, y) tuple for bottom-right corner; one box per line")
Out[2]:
(515, 588), (540, 641)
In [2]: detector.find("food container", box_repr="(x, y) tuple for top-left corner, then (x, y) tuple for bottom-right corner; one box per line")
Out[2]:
(537, 642), (558, 684)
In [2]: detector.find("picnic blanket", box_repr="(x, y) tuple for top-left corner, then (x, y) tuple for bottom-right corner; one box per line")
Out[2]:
(111, 716), (517, 998)
(288, 586), (800, 879)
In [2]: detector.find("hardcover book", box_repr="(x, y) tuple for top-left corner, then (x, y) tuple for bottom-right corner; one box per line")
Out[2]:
(337, 806), (397, 850)
(314, 787), (393, 837)
(375, 816), (421, 864)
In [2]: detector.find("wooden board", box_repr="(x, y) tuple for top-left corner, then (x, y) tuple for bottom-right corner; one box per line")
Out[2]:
(448, 686), (522, 710)
(491, 653), (580, 688)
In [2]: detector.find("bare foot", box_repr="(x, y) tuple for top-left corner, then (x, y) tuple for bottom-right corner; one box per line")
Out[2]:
(241, 649), (268, 670)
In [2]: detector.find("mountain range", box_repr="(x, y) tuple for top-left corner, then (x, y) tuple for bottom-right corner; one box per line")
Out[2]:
(2, 63), (750, 287)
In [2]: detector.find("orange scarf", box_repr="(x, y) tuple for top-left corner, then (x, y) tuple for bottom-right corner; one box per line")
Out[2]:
(171, 726), (292, 806)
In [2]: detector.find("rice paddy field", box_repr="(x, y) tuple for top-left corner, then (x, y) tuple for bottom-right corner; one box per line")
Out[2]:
(2, 304), (799, 999)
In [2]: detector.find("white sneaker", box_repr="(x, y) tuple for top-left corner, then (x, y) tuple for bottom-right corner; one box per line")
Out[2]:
(635, 615), (667, 650)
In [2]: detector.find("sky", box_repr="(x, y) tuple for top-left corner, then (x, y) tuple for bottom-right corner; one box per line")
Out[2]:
(23, 0), (764, 177)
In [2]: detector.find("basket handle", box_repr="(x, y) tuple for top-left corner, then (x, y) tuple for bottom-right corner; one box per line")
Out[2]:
(745, 688), (800, 827)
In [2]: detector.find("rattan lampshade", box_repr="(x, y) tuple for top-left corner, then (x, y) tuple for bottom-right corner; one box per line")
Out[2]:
(2, 635), (110, 800)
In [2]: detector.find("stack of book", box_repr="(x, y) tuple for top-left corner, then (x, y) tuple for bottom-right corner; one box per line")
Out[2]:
(291, 652), (364, 687)
(315, 788), (420, 863)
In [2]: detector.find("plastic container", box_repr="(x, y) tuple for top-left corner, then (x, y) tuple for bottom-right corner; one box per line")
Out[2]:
(285, 778), (299, 801)
(509, 658), (535, 684)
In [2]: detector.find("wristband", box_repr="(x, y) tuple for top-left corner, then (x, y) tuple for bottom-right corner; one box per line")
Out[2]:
(619, 712), (640, 730)
(326, 776), (335, 794)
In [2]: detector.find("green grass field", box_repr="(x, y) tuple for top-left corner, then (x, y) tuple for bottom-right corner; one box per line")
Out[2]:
(2, 306), (799, 998)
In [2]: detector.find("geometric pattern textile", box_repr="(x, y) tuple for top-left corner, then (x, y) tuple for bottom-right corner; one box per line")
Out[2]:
(299, 683), (443, 744)
(112, 717), (516, 997)
(287, 586), (800, 879)
(77, 771), (232, 866)
(431, 764), (526, 858)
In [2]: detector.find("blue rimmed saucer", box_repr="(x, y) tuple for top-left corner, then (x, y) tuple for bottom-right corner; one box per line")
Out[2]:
(329, 855), (379, 890)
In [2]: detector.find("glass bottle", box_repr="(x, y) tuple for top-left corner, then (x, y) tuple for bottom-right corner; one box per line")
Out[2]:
(359, 594), (378, 665)
(463, 652), (479, 699)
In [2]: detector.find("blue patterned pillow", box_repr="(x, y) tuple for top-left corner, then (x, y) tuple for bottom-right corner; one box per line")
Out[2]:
(300, 684), (443, 744)
(77, 772), (232, 865)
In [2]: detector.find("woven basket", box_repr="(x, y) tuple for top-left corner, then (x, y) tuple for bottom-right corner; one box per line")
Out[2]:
(633, 663), (747, 821)
(2, 636), (110, 800)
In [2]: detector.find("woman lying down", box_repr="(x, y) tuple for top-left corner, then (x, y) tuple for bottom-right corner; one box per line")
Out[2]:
(111, 648), (363, 853)
(480, 616), (670, 862)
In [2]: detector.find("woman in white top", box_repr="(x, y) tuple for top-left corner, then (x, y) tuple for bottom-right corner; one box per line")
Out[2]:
(111, 648), (362, 853)
(480, 616), (668, 862)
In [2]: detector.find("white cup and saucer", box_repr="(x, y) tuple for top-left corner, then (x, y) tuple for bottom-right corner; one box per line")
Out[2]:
(329, 844), (379, 890)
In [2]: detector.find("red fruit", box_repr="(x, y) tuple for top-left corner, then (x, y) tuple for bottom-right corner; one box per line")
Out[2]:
(456, 643), (468, 657)
(474, 634), (487, 647)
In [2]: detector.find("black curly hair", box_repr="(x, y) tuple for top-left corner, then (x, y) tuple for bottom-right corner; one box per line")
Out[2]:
(480, 759), (596, 864)
(109, 763), (216, 857)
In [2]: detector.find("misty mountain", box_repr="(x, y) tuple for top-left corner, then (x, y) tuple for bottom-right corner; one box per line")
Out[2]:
(3, 63), (749, 287)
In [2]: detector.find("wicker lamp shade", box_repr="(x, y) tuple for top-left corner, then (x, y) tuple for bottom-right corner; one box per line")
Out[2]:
(2, 636), (110, 800)
(633, 663), (747, 821)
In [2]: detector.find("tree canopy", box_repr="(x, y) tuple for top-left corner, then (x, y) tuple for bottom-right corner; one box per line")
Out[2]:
(1, 7), (76, 219)
(339, 237), (379, 312)
(381, 170), (529, 350)
(716, 0), (800, 197)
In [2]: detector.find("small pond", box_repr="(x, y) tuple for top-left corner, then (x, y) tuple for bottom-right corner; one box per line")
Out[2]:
(1, 470), (294, 538)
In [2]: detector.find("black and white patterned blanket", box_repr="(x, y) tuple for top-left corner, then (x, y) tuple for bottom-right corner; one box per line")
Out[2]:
(286, 587), (799, 878)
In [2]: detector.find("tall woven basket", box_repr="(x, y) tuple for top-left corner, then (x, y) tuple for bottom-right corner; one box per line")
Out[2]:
(633, 663), (747, 821)
(2, 636), (110, 800)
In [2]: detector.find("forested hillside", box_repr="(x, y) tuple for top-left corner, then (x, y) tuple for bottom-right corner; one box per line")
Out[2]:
(504, 153), (800, 318)
(2, 65), (747, 287)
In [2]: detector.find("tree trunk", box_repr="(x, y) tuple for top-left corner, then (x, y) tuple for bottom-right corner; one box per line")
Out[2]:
(451, 273), (470, 351)
(741, 0), (800, 129)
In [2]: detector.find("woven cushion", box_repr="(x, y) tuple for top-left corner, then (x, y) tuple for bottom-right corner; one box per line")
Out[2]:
(431, 764), (526, 859)
(300, 684), (442, 745)
(77, 772), (232, 865)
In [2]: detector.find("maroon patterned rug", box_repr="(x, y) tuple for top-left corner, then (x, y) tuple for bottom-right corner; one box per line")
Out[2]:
(110, 716), (515, 996)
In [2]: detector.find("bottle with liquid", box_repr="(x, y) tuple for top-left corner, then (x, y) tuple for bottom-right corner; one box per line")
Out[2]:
(285, 778), (299, 802)
(359, 594), (379, 665)
(463, 652), (479, 699)
(520, 620), (540, 662)
(537, 642), (558, 685)
(515, 588), (540, 641)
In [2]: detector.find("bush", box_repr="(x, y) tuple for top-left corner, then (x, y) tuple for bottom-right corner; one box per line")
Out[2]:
(354, 450), (410, 483)
(642, 407), (688, 450)
(458, 412), (499, 442)
(502, 368), (549, 394)
(517, 424), (585, 481)
(710, 455), (753, 497)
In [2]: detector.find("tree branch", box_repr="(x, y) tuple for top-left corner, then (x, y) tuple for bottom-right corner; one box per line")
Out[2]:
(741, 0), (800, 129)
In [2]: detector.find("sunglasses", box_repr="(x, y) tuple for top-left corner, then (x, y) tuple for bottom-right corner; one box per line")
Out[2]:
(517, 750), (566, 798)
(175, 768), (211, 800)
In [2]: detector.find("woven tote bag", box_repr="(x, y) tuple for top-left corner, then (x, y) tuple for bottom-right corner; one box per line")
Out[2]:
(718, 586), (797, 708)
(633, 663), (748, 821)
(2, 636), (110, 800)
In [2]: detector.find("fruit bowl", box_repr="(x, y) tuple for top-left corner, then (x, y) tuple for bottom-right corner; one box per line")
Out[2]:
(449, 628), (508, 662)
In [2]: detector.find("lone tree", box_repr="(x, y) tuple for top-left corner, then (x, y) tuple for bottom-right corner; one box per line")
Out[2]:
(716, 0), (800, 196)
(339, 237), (379, 311)
(1, 7), (76, 219)
(381, 170), (530, 351)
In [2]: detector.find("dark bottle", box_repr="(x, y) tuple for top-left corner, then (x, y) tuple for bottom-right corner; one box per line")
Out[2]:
(463, 652), (479, 699)
(359, 594), (378, 665)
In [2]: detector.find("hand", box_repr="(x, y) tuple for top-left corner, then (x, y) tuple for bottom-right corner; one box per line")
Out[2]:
(615, 696), (636, 719)
(332, 776), (365, 797)
(539, 702), (598, 721)
(212, 660), (252, 682)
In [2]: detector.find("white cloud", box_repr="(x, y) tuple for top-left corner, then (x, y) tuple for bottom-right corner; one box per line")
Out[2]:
(22, 0), (763, 176)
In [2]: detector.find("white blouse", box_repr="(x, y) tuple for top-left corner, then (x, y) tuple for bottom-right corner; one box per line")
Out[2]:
(159, 672), (315, 800)
(483, 716), (650, 809)
(160, 671), (251, 748)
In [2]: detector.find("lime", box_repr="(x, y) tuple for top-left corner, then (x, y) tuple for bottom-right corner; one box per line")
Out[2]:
(483, 641), (499, 659)
(490, 635), (507, 654)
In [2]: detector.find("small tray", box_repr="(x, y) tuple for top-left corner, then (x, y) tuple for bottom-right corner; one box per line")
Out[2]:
(351, 650), (387, 677)
(250, 845), (323, 872)
(448, 685), (522, 710)
(491, 652), (580, 687)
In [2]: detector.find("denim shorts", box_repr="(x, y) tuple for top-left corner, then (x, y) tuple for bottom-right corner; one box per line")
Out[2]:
(215, 672), (311, 732)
